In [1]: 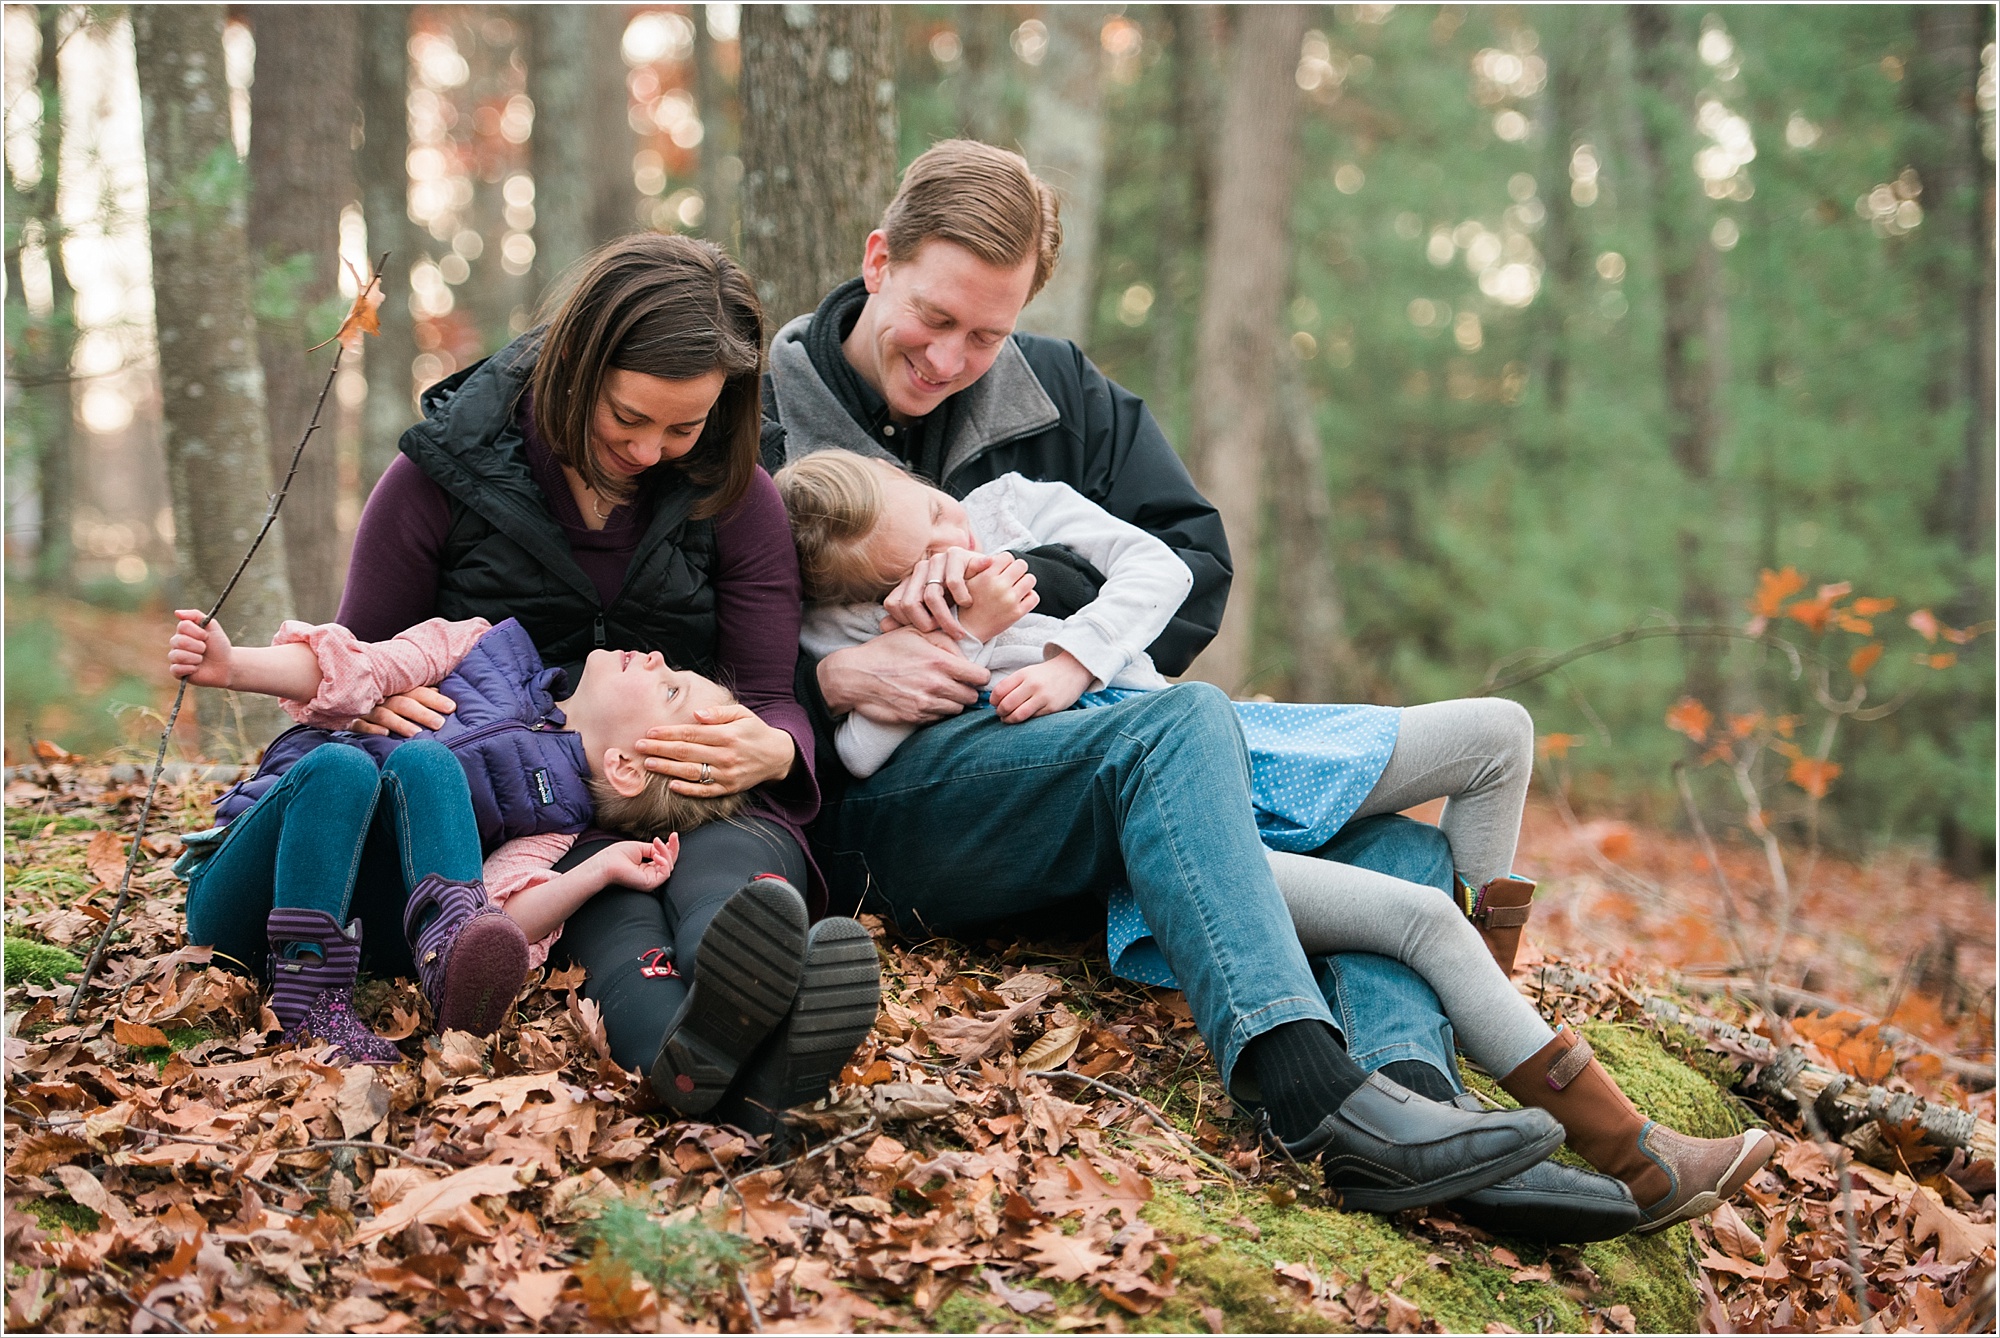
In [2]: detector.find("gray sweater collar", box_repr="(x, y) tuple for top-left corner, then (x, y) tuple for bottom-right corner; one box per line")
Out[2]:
(769, 311), (1060, 482)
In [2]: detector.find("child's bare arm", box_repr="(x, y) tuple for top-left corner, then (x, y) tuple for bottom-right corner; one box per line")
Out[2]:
(500, 836), (677, 942)
(167, 610), (324, 700)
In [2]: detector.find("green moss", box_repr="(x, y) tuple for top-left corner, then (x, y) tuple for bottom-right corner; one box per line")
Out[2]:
(1578, 1019), (1747, 1141)
(1580, 1228), (1701, 1334)
(4, 936), (82, 987)
(21, 1196), (99, 1234)
(136, 1026), (215, 1069)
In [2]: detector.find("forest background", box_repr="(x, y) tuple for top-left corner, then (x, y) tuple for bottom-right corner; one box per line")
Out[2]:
(3, 2), (1994, 876)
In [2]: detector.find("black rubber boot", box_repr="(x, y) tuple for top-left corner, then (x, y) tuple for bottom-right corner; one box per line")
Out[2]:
(1446, 1097), (1641, 1241)
(647, 876), (808, 1115)
(1272, 1073), (1565, 1213)
(712, 916), (882, 1137)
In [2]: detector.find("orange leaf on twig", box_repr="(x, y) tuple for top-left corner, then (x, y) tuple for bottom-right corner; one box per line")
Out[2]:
(1665, 698), (1713, 743)
(310, 259), (385, 353)
(1786, 756), (1841, 799)
(1848, 642), (1883, 677)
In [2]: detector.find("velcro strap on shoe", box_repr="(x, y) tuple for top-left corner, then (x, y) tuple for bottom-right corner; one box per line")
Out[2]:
(1477, 904), (1534, 928)
(1547, 1035), (1595, 1090)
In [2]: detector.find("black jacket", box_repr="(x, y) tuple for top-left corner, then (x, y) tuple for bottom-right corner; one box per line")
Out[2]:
(759, 280), (1232, 794)
(400, 336), (721, 681)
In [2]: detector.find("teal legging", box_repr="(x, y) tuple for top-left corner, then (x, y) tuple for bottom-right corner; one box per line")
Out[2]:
(183, 740), (484, 977)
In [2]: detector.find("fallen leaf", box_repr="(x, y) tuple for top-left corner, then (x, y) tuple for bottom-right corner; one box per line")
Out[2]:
(992, 972), (1058, 1003)
(351, 1163), (529, 1244)
(1709, 1201), (1763, 1259)
(1905, 1185), (1987, 1265)
(1383, 1291), (1425, 1333)
(84, 830), (128, 888)
(1602, 1303), (1637, 1333)
(50, 1164), (132, 1227)
(1023, 1226), (1114, 1282)
(1019, 1024), (1084, 1073)
(112, 1019), (170, 1049)
(983, 1268), (1054, 1314)
(503, 1268), (571, 1323)
(927, 995), (1040, 1061)
(336, 1066), (391, 1138)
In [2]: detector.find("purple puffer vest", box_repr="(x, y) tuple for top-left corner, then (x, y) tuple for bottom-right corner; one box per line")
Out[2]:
(213, 618), (595, 852)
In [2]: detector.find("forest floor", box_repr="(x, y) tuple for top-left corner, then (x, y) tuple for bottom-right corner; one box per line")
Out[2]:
(3, 756), (1994, 1333)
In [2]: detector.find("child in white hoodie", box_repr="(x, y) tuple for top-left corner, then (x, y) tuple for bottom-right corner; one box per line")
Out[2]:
(773, 449), (1773, 1236)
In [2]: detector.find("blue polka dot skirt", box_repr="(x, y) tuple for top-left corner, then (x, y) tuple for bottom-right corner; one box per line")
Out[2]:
(1082, 690), (1402, 988)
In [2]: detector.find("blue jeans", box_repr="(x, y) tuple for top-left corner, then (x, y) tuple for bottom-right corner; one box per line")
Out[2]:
(1306, 814), (1466, 1093)
(825, 683), (1333, 1088)
(184, 740), (483, 977)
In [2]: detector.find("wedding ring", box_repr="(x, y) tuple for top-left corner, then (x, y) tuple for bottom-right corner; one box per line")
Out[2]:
(699, 762), (711, 785)
(926, 579), (943, 588)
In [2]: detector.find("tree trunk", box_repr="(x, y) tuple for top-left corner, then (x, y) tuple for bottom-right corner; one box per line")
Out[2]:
(134, 4), (294, 755)
(1268, 358), (1360, 702)
(1907, 6), (1995, 564)
(25, 4), (77, 593)
(1184, 4), (1310, 695)
(695, 6), (742, 255)
(1016, 6), (1109, 344)
(248, 5), (358, 623)
(739, 4), (899, 329)
(355, 4), (418, 495)
(1148, 6), (1218, 442)
(1627, 5), (1729, 707)
(1536, 7), (1597, 414)
(953, 6), (1015, 144)
(527, 5), (624, 297)
(587, 7), (635, 253)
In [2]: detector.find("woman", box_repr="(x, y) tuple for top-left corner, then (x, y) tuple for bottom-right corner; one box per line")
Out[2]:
(337, 234), (879, 1130)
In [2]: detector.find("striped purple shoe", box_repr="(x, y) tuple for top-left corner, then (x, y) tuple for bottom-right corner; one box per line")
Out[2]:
(266, 908), (402, 1066)
(403, 875), (529, 1037)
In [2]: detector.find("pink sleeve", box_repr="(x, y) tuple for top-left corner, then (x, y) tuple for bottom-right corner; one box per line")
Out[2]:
(481, 832), (576, 970)
(273, 617), (493, 728)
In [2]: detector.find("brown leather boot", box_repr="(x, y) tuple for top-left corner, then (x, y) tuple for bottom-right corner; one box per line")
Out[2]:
(1500, 1024), (1777, 1235)
(1455, 874), (1537, 975)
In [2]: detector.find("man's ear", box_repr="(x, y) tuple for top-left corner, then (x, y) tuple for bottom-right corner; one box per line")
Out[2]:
(860, 230), (891, 292)
(600, 747), (649, 798)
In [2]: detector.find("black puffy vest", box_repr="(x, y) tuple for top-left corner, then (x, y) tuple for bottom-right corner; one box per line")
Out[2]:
(397, 337), (721, 681)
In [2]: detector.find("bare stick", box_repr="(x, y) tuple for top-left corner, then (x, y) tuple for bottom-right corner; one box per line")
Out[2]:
(758, 1118), (880, 1174)
(64, 260), (386, 1023)
(1791, 1082), (1875, 1332)
(1040, 1069), (1246, 1183)
(1673, 761), (1769, 1011)
(1478, 623), (1811, 695)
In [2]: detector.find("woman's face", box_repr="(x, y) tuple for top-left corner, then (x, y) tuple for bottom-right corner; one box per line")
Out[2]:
(588, 368), (728, 480)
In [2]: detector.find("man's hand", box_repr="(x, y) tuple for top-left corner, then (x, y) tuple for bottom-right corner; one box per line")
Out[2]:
(633, 702), (796, 795)
(882, 546), (991, 639)
(167, 610), (234, 688)
(955, 554), (1038, 642)
(819, 627), (988, 726)
(351, 685), (457, 737)
(990, 651), (1095, 724)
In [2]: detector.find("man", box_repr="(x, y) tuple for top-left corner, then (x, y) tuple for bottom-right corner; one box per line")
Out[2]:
(761, 140), (1629, 1233)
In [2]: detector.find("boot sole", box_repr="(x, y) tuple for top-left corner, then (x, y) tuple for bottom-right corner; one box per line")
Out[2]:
(714, 918), (882, 1134)
(649, 879), (808, 1116)
(435, 913), (530, 1037)
(1334, 1121), (1567, 1214)
(1633, 1130), (1777, 1235)
(1450, 1186), (1640, 1243)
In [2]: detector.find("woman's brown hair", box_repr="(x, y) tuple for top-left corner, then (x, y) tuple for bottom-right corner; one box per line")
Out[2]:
(528, 233), (764, 519)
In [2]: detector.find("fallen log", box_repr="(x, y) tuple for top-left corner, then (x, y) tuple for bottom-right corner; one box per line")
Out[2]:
(1522, 964), (1997, 1164)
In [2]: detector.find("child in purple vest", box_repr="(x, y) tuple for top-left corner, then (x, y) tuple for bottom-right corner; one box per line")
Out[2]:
(169, 611), (809, 1086)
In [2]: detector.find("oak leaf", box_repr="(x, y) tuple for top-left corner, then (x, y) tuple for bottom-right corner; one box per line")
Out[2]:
(1905, 1186), (1987, 1265)
(1022, 1225), (1113, 1282)
(85, 829), (128, 889)
(351, 1162), (529, 1244)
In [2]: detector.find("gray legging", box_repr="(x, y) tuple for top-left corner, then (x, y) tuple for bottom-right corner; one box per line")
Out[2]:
(1268, 698), (1555, 1076)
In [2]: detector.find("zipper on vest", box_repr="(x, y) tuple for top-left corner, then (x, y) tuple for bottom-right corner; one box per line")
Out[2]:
(593, 613), (606, 648)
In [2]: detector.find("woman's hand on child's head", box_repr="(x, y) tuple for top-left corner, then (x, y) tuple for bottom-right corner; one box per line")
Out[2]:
(589, 834), (679, 891)
(167, 610), (234, 688)
(991, 651), (1094, 724)
(883, 546), (991, 640)
(957, 554), (1039, 642)
(634, 703), (796, 795)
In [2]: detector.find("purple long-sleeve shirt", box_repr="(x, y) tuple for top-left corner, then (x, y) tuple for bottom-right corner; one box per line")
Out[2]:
(337, 439), (820, 854)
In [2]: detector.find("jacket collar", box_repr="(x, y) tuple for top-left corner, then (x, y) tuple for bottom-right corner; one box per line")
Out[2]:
(769, 302), (1060, 483)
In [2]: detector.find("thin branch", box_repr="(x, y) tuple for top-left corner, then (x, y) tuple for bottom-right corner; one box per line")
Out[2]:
(758, 1118), (880, 1175)
(1039, 1070), (1246, 1183)
(1478, 622), (1812, 695)
(1790, 1082), (1876, 1333)
(64, 259), (386, 1023)
(1673, 760), (1769, 1014)
(307, 1139), (455, 1171)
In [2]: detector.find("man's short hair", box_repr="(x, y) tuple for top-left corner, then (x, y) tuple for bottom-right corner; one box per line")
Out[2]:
(880, 140), (1062, 300)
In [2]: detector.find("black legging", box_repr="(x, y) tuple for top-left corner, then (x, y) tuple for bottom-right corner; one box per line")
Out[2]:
(552, 816), (808, 1073)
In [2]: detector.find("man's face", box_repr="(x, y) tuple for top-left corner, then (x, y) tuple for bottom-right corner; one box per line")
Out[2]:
(850, 233), (1037, 422)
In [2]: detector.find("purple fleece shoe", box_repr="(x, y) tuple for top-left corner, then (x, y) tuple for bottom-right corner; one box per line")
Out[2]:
(265, 908), (402, 1066)
(403, 874), (529, 1037)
